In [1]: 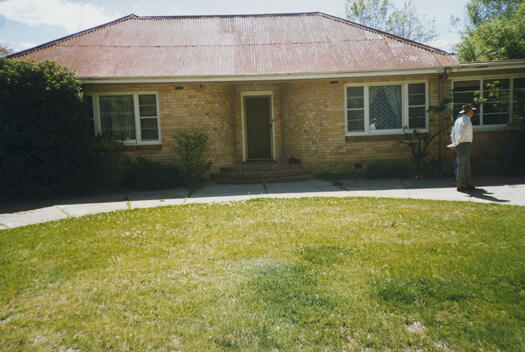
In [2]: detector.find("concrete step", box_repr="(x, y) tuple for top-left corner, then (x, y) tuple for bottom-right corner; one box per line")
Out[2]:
(212, 173), (313, 184)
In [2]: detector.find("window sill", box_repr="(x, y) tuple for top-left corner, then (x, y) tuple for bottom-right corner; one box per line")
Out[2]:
(346, 129), (429, 140)
(122, 143), (162, 150)
(345, 134), (420, 142)
(473, 124), (518, 132)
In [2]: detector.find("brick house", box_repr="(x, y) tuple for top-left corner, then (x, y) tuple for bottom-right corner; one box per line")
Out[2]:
(10, 12), (525, 181)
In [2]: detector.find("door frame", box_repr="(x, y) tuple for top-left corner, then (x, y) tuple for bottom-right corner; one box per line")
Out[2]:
(241, 91), (276, 162)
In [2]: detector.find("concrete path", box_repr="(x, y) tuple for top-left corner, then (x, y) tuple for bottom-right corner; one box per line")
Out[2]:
(1, 176), (524, 230)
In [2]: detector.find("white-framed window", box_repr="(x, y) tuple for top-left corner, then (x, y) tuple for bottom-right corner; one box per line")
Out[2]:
(345, 81), (428, 136)
(87, 92), (161, 145)
(452, 76), (525, 129)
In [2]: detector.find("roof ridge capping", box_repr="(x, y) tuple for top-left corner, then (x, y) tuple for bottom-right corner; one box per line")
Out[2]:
(7, 14), (139, 58)
(316, 12), (452, 56)
(136, 11), (451, 56)
(136, 11), (322, 20)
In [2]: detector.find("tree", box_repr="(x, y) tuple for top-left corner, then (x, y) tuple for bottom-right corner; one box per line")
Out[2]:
(386, 1), (437, 43)
(345, 0), (390, 31)
(345, 0), (437, 43)
(465, 0), (520, 28)
(0, 59), (96, 197)
(455, 0), (525, 61)
(0, 44), (12, 58)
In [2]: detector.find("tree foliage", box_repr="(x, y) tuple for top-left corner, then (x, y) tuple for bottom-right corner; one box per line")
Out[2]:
(345, 0), (437, 43)
(0, 58), (95, 197)
(0, 44), (12, 58)
(345, 0), (390, 31)
(455, 0), (525, 61)
(466, 0), (520, 28)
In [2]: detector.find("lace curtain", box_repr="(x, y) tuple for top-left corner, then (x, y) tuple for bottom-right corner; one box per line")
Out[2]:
(369, 85), (402, 130)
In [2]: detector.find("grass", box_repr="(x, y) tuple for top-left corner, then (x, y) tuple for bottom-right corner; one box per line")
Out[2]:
(0, 197), (524, 351)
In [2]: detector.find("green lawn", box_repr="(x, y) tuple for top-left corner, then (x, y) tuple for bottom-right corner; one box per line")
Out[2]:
(1, 198), (524, 351)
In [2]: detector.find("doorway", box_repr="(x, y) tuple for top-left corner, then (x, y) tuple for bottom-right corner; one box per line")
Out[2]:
(244, 95), (273, 161)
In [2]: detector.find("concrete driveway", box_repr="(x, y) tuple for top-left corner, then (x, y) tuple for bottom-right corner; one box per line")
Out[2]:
(1, 175), (524, 230)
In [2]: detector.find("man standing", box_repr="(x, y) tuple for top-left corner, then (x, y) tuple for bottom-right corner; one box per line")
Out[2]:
(449, 104), (476, 192)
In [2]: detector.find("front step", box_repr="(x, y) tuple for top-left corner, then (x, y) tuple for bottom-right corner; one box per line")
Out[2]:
(212, 163), (313, 184)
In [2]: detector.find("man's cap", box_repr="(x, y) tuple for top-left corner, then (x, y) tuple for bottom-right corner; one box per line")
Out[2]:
(459, 104), (477, 114)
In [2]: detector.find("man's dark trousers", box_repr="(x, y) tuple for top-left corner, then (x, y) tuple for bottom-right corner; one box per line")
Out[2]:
(456, 142), (472, 190)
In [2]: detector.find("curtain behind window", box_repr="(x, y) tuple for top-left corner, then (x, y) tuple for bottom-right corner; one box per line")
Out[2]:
(99, 95), (136, 140)
(369, 85), (402, 130)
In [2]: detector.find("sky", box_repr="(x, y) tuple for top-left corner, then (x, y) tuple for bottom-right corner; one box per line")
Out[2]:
(0, 0), (469, 54)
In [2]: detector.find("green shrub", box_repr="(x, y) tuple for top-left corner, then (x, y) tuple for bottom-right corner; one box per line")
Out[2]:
(90, 135), (124, 188)
(173, 131), (211, 182)
(120, 157), (181, 190)
(0, 58), (95, 197)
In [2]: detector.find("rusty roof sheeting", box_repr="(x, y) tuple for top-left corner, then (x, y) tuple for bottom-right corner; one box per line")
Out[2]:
(11, 12), (458, 78)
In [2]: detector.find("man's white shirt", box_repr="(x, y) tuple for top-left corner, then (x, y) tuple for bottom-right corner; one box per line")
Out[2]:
(451, 115), (473, 145)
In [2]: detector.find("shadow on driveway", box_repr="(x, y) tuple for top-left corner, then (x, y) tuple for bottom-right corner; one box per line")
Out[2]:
(1, 175), (523, 215)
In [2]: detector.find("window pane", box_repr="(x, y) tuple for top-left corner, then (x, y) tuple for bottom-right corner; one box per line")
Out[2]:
(409, 94), (425, 106)
(347, 87), (364, 109)
(369, 85), (402, 130)
(347, 87), (364, 132)
(347, 96), (364, 109)
(484, 100), (509, 114)
(347, 87), (363, 97)
(484, 79), (509, 90)
(483, 79), (510, 125)
(348, 120), (365, 131)
(409, 106), (426, 129)
(453, 80), (480, 92)
(514, 77), (525, 89)
(453, 80), (481, 125)
(347, 109), (364, 132)
(99, 95), (136, 140)
(140, 118), (159, 141)
(139, 94), (157, 117)
(408, 83), (426, 107)
(513, 78), (525, 121)
(140, 118), (159, 140)
(454, 92), (479, 104)
(484, 113), (508, 125)
(408, 83), (425, 95)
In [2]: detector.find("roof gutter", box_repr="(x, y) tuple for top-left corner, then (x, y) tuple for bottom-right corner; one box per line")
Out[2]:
(80, 60), (525, 84)
(449, 60), (525, 73)
(81, 67), (446, 84)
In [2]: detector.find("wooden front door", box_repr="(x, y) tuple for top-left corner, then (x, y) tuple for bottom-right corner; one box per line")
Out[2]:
(245, 96), (272, 160)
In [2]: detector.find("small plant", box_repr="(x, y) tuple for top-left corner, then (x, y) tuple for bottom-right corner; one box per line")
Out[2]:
(173, 131), (212, 183)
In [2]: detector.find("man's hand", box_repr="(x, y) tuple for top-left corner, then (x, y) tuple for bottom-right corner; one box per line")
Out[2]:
(447, 143), (456, 149)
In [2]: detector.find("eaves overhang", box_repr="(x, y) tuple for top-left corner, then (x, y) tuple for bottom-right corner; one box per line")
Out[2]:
(449, 60), (525, 73)
(81, 66), (448, 84)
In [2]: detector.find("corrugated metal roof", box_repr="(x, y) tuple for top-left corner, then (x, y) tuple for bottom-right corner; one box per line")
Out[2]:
(10, 12), (458, 78)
